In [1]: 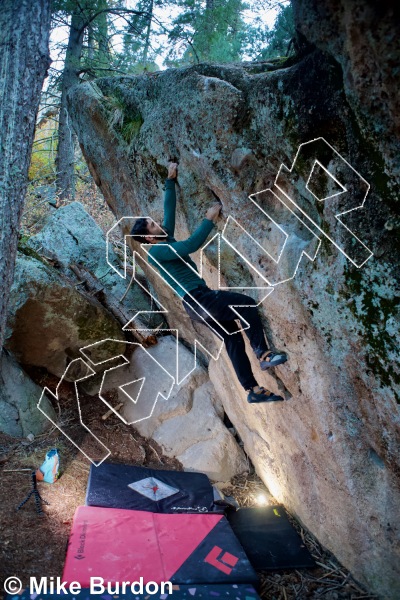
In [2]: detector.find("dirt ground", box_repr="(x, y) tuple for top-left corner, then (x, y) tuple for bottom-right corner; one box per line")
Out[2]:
(0, 370), (377, 600)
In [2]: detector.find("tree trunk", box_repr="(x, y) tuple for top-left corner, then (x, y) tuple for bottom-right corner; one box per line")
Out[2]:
(96, 0), (110, 71)
(87, 23), (95, 61)
(55, 6), (85, 201)
(0, 0), (51, 354)
(204, 0), (216, 60)
(142, 0), (154, 66)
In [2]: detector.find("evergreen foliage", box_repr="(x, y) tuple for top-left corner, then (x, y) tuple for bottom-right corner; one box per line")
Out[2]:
(28, 0), (293, 205)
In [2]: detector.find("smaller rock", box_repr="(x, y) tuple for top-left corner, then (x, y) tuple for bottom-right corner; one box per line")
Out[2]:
(0, 351), (56, 438)
(25, 201), (157, 319)
(111, 336), (247, 482)
(5, 254), (124, 379)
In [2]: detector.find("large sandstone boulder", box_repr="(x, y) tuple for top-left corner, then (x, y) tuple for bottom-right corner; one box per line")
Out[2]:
(67, 6), (400, 597)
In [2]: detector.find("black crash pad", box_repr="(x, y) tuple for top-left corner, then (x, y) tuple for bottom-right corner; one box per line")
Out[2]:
(227, 506), (316, 570)
(85, 462), (220, 513)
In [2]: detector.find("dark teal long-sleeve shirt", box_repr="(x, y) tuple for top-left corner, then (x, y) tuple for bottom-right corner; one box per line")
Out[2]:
(146, 178), (215, 298)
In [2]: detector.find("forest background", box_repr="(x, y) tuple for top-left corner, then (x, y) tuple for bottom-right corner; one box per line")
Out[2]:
(25, 0), (293, 240)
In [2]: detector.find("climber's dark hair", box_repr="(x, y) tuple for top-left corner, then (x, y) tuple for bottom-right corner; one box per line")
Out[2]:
(130, 218), (150, 244)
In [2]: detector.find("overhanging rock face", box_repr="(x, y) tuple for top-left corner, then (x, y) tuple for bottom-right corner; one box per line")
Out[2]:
(67, 30), (400, 600)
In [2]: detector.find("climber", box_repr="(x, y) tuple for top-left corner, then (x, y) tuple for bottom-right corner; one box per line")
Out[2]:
(130, 162), (288, 404)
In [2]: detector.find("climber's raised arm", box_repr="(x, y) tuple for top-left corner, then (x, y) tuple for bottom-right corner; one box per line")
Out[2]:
(149, 202), (221, 261)
(161, 162), (178, 237)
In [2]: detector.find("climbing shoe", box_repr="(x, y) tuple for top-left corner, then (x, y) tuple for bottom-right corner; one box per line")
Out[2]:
(259, 350), (287, 370)
(247, 386), (284, 403)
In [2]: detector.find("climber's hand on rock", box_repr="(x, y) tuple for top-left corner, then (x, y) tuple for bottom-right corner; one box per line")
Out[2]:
(167, 162), (178, 179)
(206, 203), (222, 223)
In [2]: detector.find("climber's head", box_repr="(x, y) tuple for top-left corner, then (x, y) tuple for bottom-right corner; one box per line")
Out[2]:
(130, 217), (165, 244)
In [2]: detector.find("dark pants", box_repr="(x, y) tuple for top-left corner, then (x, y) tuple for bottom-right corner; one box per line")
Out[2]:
(182, 286), (269, 390)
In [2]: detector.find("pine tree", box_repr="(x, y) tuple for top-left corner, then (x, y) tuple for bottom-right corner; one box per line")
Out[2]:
(166, 0), (249, 65)
(257, 3), (294, 59)
(0, 0), (51, 353)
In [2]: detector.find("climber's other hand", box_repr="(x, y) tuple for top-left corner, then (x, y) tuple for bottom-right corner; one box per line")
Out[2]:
(205, 203), (222, 223)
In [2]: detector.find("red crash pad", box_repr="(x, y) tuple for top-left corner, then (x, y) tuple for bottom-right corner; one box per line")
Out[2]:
(63, 506), (258, 587)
